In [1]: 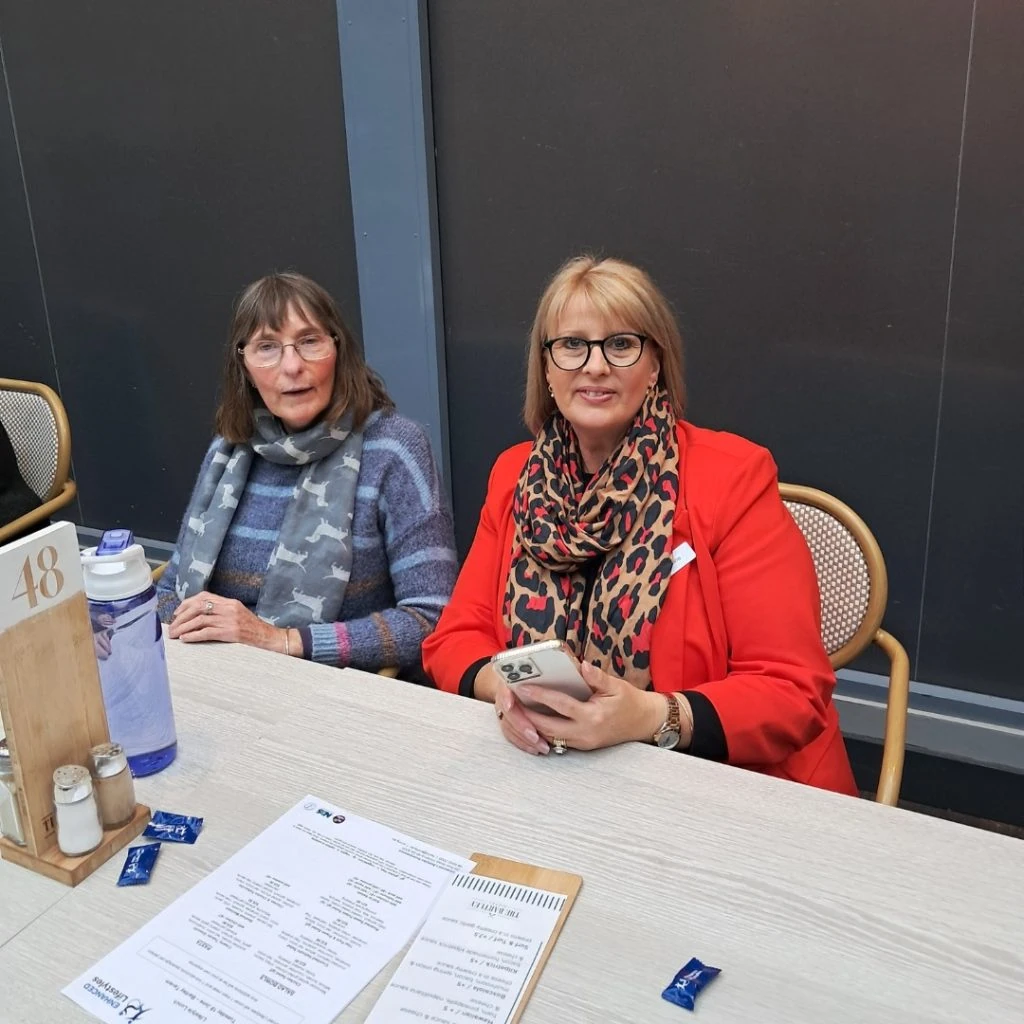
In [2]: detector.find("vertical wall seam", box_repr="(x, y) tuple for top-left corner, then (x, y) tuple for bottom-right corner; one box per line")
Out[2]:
(914, 0), (978, 675)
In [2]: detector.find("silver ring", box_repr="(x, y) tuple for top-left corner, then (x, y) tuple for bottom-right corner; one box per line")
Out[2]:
(552, 738), (568, 755)
(203, 599), (214, 615)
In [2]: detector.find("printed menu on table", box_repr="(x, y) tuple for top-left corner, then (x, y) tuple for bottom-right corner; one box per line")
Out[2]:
(366, 872), (567, 1023)
(63, 795), (472, 1024)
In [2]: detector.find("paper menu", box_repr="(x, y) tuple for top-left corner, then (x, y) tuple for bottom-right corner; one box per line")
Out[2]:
(366, 873), (567, 1023)
(62, 795), (473, 1024)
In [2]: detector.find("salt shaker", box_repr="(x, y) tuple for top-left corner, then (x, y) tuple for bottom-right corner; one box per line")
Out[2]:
(53, 765), (103, 856)
(89, 742), (136, 828)
(0, 739), (26, 846)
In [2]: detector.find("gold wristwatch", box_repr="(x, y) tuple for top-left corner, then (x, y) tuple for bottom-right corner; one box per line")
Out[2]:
(652, 692), (682, 749)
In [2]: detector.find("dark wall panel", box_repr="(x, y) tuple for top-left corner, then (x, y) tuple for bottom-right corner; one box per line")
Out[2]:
(917, 1), (1024, 698)
(430, 0), (973, 689)
(0, 1), (360, 539)
(0, 46), (55, 389)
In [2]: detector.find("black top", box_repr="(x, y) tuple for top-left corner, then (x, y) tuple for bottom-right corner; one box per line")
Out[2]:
(0, 419), (45, 539)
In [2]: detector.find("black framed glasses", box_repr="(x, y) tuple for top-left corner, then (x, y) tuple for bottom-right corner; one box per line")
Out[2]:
(543, 333), (647, 370)
(238, 333), (337, 368)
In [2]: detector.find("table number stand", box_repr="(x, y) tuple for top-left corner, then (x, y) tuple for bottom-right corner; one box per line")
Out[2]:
(0, 522), (149, 885)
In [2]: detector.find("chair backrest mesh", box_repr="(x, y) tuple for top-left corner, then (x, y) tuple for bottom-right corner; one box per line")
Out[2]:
(784, 500), (871, 655)
(0, 388), (59, 500)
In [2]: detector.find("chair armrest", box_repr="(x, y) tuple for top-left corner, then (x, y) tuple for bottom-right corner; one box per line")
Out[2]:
(873, 627), (910, 807)
(0, 480), (77, 546)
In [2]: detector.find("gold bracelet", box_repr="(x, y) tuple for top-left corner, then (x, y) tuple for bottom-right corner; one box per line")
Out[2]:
(284, 629), (291, 657)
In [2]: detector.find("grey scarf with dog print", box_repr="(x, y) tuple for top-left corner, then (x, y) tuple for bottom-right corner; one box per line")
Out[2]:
(173, 407), (363, 627)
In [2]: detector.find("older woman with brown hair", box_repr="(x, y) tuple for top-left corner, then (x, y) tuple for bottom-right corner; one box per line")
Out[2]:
(156, 272), (457, 675)
(423, 255), (857, 794)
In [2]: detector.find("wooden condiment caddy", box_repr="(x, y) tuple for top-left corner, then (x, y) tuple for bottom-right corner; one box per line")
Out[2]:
(0, 522), (149, 885)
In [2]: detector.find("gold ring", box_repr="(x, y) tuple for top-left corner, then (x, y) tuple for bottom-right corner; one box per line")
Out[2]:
(203, 599), (215, 615)
(496, 708), (504, 721)
(552, 738), (568, 755)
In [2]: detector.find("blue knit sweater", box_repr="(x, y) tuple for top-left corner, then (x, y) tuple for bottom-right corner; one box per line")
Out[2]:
(157, 411), (457, 674)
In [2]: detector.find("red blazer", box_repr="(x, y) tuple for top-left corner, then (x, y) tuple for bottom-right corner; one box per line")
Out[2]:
(423, 422), (857, 796)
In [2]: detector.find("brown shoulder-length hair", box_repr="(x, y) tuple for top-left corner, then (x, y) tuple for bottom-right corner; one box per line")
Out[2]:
(215, 272), (393, 442)
(523, 256), (686, 435)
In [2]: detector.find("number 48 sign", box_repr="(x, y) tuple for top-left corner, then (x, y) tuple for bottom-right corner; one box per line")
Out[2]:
(12, 544), (66, 608)
(0, 522), (83, 634)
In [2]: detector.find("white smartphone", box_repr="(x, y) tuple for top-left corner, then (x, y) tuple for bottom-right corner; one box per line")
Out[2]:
(490, 640), (592, 713)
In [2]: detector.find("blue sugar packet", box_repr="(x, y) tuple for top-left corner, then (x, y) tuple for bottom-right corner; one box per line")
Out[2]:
(117, 843), (161, 886)
(662, 957), (721, 1011)
(142, 810), (204, 844)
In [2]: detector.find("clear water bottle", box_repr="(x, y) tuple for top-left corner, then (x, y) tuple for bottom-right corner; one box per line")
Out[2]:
(82, 529), (177, 776)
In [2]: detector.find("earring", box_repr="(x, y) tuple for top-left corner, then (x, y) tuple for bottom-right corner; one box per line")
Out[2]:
(548, 385), (554, 396)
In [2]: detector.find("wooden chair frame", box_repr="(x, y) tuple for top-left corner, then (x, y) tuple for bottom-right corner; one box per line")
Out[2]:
(0, 378), (77, 546)
(780, 483), (910, 806)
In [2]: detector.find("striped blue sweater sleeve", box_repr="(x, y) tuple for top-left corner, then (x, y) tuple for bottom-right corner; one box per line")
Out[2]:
(302, 416), (458, 672)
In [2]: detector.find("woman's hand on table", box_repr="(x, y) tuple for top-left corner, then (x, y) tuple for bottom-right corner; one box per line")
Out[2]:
(516, 661), (669, 751)
(168, 591), (295, 655)
(474, 664), (551, 756)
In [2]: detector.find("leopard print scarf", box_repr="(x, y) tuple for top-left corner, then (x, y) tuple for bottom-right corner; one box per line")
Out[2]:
(504, 387), (679, 685)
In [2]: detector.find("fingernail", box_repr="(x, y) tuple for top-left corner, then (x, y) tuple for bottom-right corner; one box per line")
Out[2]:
(525, 728), (539, 743)
(536, 741), (550, 755)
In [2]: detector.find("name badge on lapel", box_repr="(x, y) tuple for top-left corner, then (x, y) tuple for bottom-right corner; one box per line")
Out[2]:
(670, 542), (696, 577)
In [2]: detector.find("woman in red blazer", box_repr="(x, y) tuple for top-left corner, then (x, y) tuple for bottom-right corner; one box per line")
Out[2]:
(423, 256), (857, 795)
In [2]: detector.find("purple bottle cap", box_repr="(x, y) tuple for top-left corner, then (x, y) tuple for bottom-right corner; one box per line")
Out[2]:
(96, 529), (134, 555)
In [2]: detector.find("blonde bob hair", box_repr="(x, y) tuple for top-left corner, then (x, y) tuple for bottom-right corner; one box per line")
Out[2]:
(524, 256), (686, 435)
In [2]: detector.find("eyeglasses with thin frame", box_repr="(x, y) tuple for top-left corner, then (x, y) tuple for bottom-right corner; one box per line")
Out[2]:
(238, 332), (338, 368)
(543, 332), (648, 371)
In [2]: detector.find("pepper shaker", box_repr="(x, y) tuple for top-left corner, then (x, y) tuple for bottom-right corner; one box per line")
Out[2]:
(53, 765), (103, 856)
(89, 742), (136, 829)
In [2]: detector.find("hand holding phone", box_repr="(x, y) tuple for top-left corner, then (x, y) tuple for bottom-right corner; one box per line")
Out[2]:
(490, 640), (591, 714)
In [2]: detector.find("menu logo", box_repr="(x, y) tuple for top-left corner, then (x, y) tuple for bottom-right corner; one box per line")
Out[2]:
(471, 900), (519, 920)
(83, 979), (151, 1020)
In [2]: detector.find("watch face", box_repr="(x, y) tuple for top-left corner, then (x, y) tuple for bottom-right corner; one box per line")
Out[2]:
(656, 729), (681, 749)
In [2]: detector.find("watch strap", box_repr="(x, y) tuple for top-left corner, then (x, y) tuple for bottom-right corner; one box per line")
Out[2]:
(653, 692), (682, 748)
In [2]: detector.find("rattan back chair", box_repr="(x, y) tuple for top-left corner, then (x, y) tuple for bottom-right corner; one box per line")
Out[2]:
(0, 378), (77, 545)
(780, 484), (910, 806)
